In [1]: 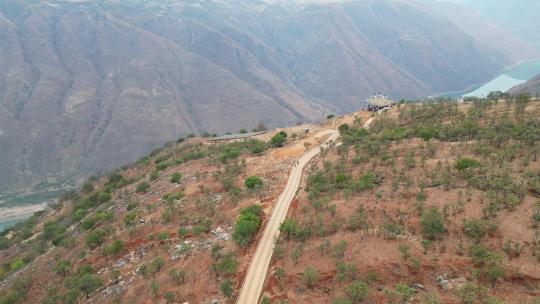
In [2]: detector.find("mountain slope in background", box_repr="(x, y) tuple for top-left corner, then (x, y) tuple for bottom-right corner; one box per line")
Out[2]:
(423, 0), (538, 62)
(0, 0), (530, 191)
(451, 0), (540, 51)
(508, 73), (540, 95)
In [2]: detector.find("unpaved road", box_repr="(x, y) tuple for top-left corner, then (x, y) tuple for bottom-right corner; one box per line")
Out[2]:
(236, 130), (339, 304)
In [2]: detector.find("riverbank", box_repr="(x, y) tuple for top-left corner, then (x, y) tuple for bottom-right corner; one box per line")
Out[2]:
(0, 203), (47, 231)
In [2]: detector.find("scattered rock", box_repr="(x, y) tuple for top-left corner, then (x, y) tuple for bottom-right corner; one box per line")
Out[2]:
(412, 283), (425, 290)
(377, 285), (385, 291)
(114, 259), (126, 269)
(451, 277), (467, 289)
(211, 300), (219, 304)
(136, 246), (147, 258)
(210, 227), (231, 241)
(437, 275), (453, 291)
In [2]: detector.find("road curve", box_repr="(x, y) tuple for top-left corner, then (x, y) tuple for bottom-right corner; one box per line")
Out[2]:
(236, 130), (339, 304)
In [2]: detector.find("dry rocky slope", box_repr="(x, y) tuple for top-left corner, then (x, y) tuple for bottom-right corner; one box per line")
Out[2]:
(509, 74), (540, 96)
(0, 0), (534, 191)
(1, 97), (540, 304)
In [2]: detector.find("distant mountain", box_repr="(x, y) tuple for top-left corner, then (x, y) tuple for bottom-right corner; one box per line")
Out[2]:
(423, 0), (538, 62)
(0, 0), (528, 190)
(451, 0), (540, 51)
(508, 74), (540, 96)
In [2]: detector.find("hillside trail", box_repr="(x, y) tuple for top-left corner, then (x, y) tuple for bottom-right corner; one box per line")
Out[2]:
(236, 109), (382, 303)
(236, 129), (339, 304)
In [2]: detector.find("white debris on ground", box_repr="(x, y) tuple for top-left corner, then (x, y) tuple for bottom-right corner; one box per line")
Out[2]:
(210, 226), (230, 241)
(436, 274), (468, 291)
(170, 227), (232, 261)
(97, 226), (232, 298)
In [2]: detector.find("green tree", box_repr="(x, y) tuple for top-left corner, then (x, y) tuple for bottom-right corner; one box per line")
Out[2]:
(54, 260), (72, 277)
(244, 176), (263, 191)
(485, 264), (504, 287)
(420, 207), (445, 240)
(231, 205), (262, 246)
(85, 229), (107, 248)
(271, 132), (287, 147)
(97, 192), (111, 204)
(339, 123), (350, 134)
(77, 274), (103, 299)
(279, 218), (298, 239)
(462, 218), (487, 242)
(170, 172), (182, 184)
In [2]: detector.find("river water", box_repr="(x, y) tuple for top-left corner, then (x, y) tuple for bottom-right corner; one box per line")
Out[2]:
(464, 58), (540, 97)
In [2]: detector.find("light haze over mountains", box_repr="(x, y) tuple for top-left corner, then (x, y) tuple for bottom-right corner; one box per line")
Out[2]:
(0, 0), (537, 191)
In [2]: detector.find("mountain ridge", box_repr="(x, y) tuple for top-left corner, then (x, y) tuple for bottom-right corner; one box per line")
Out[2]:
(0, 0), (532, 191)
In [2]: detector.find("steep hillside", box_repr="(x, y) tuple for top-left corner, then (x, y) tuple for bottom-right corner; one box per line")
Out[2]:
(0, 0), (524, 191)
(1, 98), (540, 304)
(261, 99), (540, 303)
(508, 74), (540, 96)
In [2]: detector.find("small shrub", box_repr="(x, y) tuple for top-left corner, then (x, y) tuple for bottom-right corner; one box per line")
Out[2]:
(455, 157), (482, 171)
(420, 207), (445, 240)
(136, 182), (150, 193)
(85, 229), (107, 248)
(170, 172), (182, 184)
(303, 266), (319, 288)
(244, 176), (263, 190)
(102, 240), (124, 257)
(270, 132), (287, 147)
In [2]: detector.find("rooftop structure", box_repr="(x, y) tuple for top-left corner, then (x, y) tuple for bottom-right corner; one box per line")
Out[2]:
(364, 93), (395, 111)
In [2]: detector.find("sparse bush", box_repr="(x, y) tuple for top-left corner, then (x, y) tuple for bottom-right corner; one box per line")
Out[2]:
(101, 240), (124, 257)
(136, 182), (150, 193)
(303, 266), (319, 288)
(149, 170), (159, 181)
(149, 256), (164, 275)
(420, 206), (445, 240)
(164, 291), (174, 303)
(220, 279), (234, 298)
(398, 244), (410, 260)
(345, 280), (369, 303)
(455, 157), (482, 171)
(85, 229), (106, 248)
(463, 218), (488, 242)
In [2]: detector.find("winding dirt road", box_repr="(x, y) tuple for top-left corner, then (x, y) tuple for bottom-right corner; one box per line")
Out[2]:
(236, 130), (339, 304)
